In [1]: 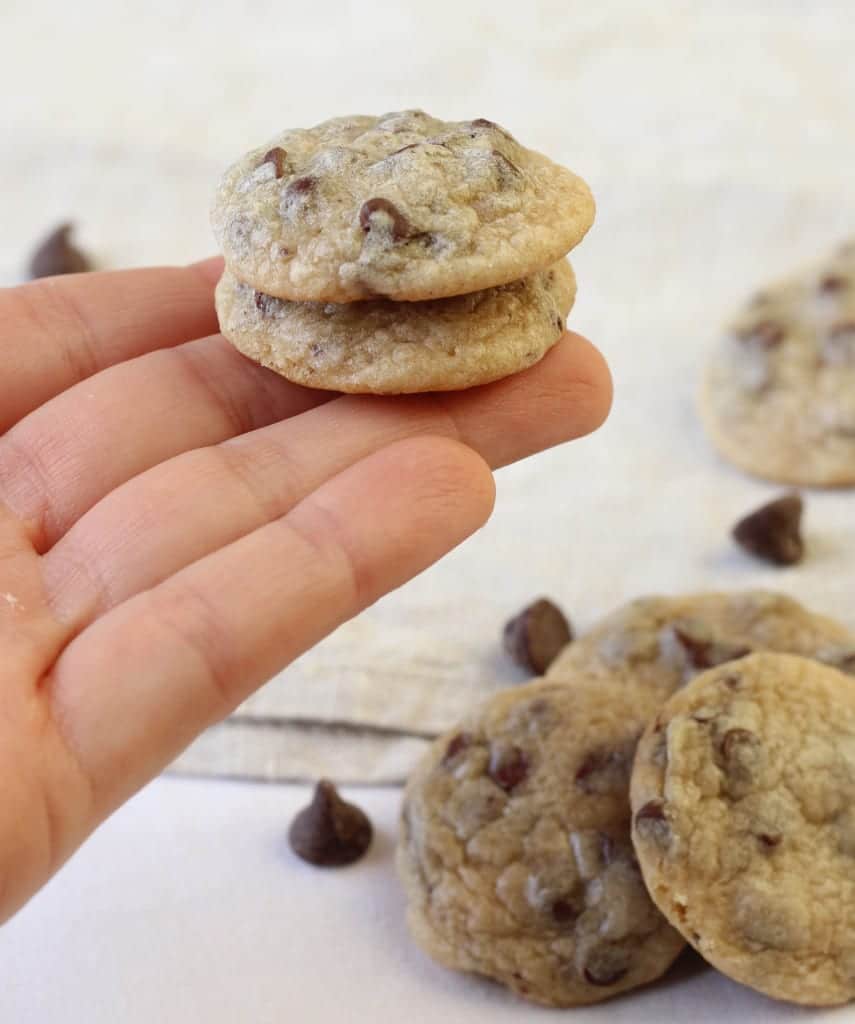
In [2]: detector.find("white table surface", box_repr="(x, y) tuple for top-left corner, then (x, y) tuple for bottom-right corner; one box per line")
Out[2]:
(2, 1), (855, 1020)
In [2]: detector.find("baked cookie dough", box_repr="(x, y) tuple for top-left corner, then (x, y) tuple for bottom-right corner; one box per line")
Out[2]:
(546, 590), (854, 699)
(631, 652), (855, 1006)
(211, 110), (594, 303)
(700, 241), (855, 486)
(397, 677), (685, 1007)
(214, 260), (575, 394)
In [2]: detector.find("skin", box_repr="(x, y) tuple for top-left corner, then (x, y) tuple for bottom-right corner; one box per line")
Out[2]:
(0, 256), (611, 923)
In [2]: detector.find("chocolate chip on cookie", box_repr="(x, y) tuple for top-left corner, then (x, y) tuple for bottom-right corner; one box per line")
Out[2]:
(503, 598), (574, 674)
(732, 492), (804, 566)
(288, 780), (372, 867)
(28, 223), (92, 279)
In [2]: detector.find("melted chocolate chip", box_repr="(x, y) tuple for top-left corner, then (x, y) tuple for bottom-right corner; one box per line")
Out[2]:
(488, 746), (529, 792)
(288, 780), (372, 867)
(735, 321), (786, 349)
(358, 197), (413, 241)
(672, 622), (751, 672)
(634, 800), (671, 845)
(470, 118), (497, 128)
(28, 223), (92, 279)
(551, 895), (583, 923)
(820, 273), (850, 294)
(732, 492), (804, 566)
(575, 741), (636, 796)
(758, 832), (782, 848)
(287, 175), (317, 195)
(261, 146), (289, 178)
(442, 731), (472, 765)
(502, 598), (573, 674)
(583, 944), (631, 987)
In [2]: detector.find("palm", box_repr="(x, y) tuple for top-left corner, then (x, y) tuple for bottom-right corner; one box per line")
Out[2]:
(0, 258), (610, 922)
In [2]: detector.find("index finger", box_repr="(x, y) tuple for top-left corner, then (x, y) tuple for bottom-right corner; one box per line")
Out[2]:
(0, 257), (223, 433)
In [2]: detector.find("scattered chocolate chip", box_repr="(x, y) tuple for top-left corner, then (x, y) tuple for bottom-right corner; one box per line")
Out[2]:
(288, 779), (372, 867)
(574, 740), (637, 796)
(358, 197), (413, 241)
(254, 291), (280, 316)
(735, 320), (786, 349)
(287, 175), (317, 195)
(502, 598), (573, 674)
(442, 731), (472, 765)
(634, 800), (671, 845)
(758, 832), (782, 848)
(820, 273), (850, 294)
(261, 146), (289, 178)
(732, 492), (804, 566)
(488, 746), (529, 792)
(583, 944), (631, 987)
(28, 223), (92, 279)
(671, 621), (751, 672)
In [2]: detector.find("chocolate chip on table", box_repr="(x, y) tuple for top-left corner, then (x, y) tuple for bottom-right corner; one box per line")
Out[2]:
(502, 598), (573, 674)
(261, 146), (289, 178)
(28, 223), (92, 279)
(731, 492), (804, 566)
(358, 197), (413, 241)
(288, 779), (372, 867)
(488, 746), (529, 792)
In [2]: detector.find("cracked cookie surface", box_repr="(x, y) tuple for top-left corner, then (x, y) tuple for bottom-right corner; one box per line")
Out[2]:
(700, 240), (855, 485)
(211, 110), (594, 302)
(546, 590), (854, 699)
(631, 652), (855, 1005)
(396, 677), (684, 1007)
(215, 260), (574, 393)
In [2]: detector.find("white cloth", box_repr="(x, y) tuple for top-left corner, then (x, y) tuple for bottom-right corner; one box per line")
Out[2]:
(2, 0), (855, 1020)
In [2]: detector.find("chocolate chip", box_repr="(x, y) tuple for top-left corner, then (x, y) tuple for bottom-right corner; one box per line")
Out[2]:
(470, 117), (497, 128)
(254, 291), (280, 316)
(820, 273), (850, 294)
(583, 944), (631, 986)
(288, 780), (372, 867)
(735, 321), (786, 349)
(551, 895), (582, 923)
(575, 740), (636, 796)
(261, 146), (289, 178)
(732, 492), (804, 566)
(488, 746), (529, 792)
(634, 800), (670, 846)
(720, 727), (757, 760)
(28, 223), (92, 279)
(502, 598), (573, 674)
(287, 175), (317, 195)
(442, 731), (472, 765)
(671, 621), (751, 672)
(758, 832), (782, 848)
(358, 197), (413, 241)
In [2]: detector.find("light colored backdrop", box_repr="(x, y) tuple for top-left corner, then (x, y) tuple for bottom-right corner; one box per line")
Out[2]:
(2, 1), (854, 1020)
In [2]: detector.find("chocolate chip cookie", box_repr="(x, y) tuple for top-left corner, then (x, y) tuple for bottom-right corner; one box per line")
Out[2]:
(214, 259), (574, 393)
(700, 241), (855, 486)
(631, 652), (855, 1005)
(545, 590), (854, 698)
(211, 110), (594, 303)
(397, 678), (685, 1007)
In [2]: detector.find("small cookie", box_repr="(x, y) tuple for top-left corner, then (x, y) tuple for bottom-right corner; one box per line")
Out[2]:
(700, 241), (855, 486)
(631, 652), (855, 1006)
(397, 678), (685, 1007)
(546, 590), (853, 699)
(211, 110), (594, 302)
(215, 261), (574, 394)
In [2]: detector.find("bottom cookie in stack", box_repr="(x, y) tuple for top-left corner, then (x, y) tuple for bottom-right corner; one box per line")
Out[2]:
(214, 260), (575, 394)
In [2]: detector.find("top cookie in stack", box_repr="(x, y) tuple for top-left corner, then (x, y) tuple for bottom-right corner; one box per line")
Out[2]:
(211, 110), (594, 394)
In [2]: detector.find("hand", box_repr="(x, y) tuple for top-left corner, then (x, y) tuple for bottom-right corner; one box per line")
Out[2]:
(0, 258), (611, 921)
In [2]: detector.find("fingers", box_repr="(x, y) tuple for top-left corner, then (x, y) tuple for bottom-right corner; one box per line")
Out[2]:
(42, 332), (611, 626)
(0, 334), (331, 550)
(46, 436), (495, 815)
(0, 259), (223, 434)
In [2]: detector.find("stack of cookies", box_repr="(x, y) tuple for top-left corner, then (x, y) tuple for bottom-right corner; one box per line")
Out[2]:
(211, 111), (594, 394)
(397, 591), (855, 1007)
